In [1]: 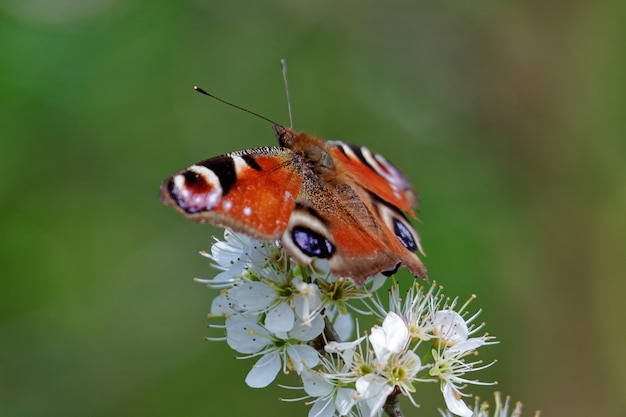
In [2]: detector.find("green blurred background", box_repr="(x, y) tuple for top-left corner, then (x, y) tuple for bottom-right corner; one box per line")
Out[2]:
(1, 1), (624, 416)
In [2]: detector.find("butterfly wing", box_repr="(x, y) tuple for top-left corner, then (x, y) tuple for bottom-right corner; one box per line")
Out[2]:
(279, 171), (425, 284)
(327, 141), (418, 216)
(162, 127), (426, 284)
(328, 141), (425, 280)
(160, 147), (302, 240)
(272, 129), (426, 284)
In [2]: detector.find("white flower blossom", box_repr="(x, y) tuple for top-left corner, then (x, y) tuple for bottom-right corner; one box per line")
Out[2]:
(369, 312), (409, 364)
(190, 230), (507, 417)
(389, 282), (439, 342)
(430, 336), (496, 416)
(366, 312), (425, 407)
(198, 230), (271, 284)
(355, 373), (393, 417)
(226, 313), (323, 388)
(302, 369), (358, 417)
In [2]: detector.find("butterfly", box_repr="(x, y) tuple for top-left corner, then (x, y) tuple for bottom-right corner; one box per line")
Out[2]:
(160, 122), (427, 285)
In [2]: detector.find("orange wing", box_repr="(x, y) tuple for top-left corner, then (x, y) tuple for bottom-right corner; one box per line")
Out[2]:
(160, 147), (302, 240)
(328, 141), (418, 216)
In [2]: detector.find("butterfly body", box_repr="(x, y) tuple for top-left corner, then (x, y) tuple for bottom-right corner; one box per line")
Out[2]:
(161, 125), (426, 284)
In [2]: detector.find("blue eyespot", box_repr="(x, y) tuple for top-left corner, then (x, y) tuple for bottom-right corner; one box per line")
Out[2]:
(292, 226), (334, 258)
(394, 219), (417, 251)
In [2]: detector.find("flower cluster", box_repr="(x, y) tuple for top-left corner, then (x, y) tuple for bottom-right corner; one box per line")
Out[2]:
(197, 230), (498, 417)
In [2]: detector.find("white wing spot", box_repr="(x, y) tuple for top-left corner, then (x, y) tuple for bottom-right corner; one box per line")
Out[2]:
(243, 206), (252, 216)
(222, 200), (233, 212)
(232, 156), (249, 174)
(362, 148), (406, 192)
(173, 175), (185, 189)
(341, 144), (359, 161)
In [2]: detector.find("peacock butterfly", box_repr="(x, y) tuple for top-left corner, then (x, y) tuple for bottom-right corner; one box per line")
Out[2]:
(160, 90), (427, 285)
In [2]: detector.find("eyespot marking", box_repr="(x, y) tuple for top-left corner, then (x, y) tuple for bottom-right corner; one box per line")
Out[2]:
(292, 226), (334, 259)
(281, 208), (335, 265)
(169, 165), (223, 213)
(393, 218), (417, 251)
(373, 195), (422, 254)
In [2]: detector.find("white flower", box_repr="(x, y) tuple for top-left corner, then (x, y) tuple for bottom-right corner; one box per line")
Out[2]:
(292, 277), (324, 326)
(321, 312), (425, 416)
(228, 280), (276, 311)
(389, 350), (422, 399)
(442, 381), (473, 417)
(202, 231), (325, 335)
(302, 370), (358, 417)
(433, 310), (471, 347)
(195, 231), (504, 417)
(299, 339), (364, 417)
(225, 313), (323, 388)
(369, 312), (409, 364)
(315, 276), (374, 317)
(428, 300), (496, 416)
(366, 312), (424, 407)
(199, 230), (266, 284)
(369, 281), (442, 343)
(391, 282), (439, 342)
(430, 341), (496, 416)
(355, 373), (393, 417)
(431, 297), (497, 357)
(370, 284), (496, 417)
(324, 337), (364, 371)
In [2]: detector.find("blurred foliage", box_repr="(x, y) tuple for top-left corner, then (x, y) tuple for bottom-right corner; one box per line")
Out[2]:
(1, 0), (624, 416)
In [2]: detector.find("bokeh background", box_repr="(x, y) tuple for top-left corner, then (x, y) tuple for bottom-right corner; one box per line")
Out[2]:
(1, 1), (624, 416)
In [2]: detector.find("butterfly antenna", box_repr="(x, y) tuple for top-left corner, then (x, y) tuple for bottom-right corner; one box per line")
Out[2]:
(193, 86), (280, 126)
(280, 59), (294, 128)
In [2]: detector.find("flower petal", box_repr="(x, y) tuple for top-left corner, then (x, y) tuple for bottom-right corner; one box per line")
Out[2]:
(293, 279), (323, 323)
(302, 370), (333, 397)
(226, 314), (269, 353)
(286, 344), (321, 373)
(229, 281), (275, 311)
(288, 314), (325, 342)
(308, 397), (335, 417)
(370, 312), (408, 363)
(434, 310), (469, 347)
(210, 293), (234, 315)
(265, 301), (296, 334)
(325, 337), (365, 371)
(356, 373), (393, 417)
(335, 387), (357, 415)
(442, 382), (473, 417)
(331, 311), (354, 342)
(245, 350), (281, 388)
(446, 337), (485, 355)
